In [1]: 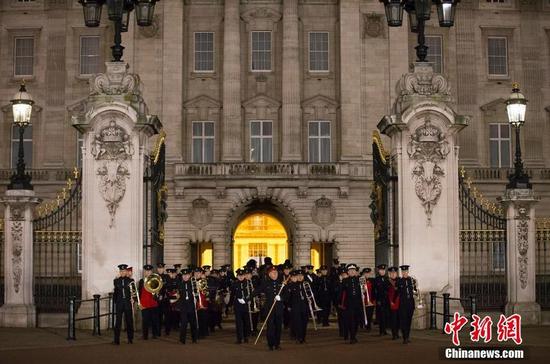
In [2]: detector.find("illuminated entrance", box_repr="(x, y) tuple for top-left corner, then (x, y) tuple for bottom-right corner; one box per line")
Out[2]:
(233, 212), (288, 269)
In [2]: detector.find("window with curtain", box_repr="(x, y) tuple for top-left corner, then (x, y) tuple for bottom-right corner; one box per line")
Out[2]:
(426, 35), (443, 73)
(194, 32), (214, 72)
(250, 120), (273, 162)
(309, 32), (329, 72)
(487, 37), (508, 76)
(308, 121), (331, 163)
(14, 37), (34, 76)
(192, 121), (215, 163)
(11, 124), (33, 168)
(80, 36), (101, 75)
(251, 31), (272, 71)
(489, 123), (511, 168)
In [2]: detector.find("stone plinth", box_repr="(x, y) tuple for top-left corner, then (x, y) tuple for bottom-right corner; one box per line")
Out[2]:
(0, 189), (41, 327)
(500, 188), (541, 325)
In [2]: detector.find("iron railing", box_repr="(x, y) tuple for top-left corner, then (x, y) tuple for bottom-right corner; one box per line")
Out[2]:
(536, 220), (550, 309)
(67, 293), (114, 340)
(429, 292), (477, 331)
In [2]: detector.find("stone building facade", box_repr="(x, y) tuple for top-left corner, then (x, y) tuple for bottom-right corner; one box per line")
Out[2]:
(1, 0), (550, 270)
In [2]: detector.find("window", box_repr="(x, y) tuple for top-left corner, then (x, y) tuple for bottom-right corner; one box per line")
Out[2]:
(492, 242), (505, 271)
(486, 0), (507, 3)
(309, 32), (329, 72)
(11, 124), (33, 168)
(251, 31), (272, 71)
(76, 132), (84, 168)
(250, 120), (272, 162)
(194, 32), (214, 72)
(426, 35), (443, 73)
(308, 121), (331, 163)
(80, 36), (100, 75)
(192, 121), (215, 163)
(76, 242), (83, 274)
(14, 37), (34, 77)
(489, 123), (511, 168)
(487, 37), (508, 76)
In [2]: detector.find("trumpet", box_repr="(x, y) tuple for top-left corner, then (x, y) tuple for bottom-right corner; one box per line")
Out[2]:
(303, 281), (322, 331)
(358, 276), (369, 327)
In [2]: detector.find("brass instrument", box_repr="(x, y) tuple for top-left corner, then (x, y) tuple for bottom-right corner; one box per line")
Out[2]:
(129, 280), (142, 310)
(362, 276), (374, 307)
(303, 281), (322, 331)
(358, 276), (369, 327)
(412, 276), (424, 308)
(244, 280), (255, 332)
(190, 277), (200, 324)
(144, 273), (164, 296)
(247, 280), (260, 313)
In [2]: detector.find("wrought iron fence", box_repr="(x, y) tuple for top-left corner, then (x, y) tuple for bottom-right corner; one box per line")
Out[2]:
(536, 219), (550, 309)
(33, 174), (82, 312)
(459, 170), (507, 311)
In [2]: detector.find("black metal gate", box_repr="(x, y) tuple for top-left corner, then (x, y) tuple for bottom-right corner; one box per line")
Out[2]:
(459, 168), (507, 311)
(33, 169), (82, 312)
(143, 131), (167, 265)
(370, 131), (398, 265)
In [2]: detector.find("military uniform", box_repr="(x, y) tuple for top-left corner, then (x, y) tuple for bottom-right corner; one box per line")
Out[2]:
(229, 269), (250, 344)
(177, 269), (198, 344)
(361, 268), (375, 331)
(373, 264), (390, 336)
(138, 265), (161, 340)
(163, 268), (180, 335)
(334, 267), (349, 340)
(339, 264), (364, 344)
(397, 265), (415, 344)
(288, 271), (309, 344)
(113, 264), (134, 345)
(315, 265), (332, 327)
(387, 266), (401, 340)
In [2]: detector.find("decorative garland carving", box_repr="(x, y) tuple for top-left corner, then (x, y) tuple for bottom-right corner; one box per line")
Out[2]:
(90, 62), (140, 96)
(11, 221), (23, 294)
(91, 120), (134, 228)
(516, 206), (530, 289)
(407, 117), (450, 225)
(397, 64), (451, 97)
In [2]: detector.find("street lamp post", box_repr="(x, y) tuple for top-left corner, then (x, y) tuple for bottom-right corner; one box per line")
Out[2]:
(505, 83), (531, 190)
(8, 83), (34, 190)
(78, 0), (159, 62)
(379, 0), (460, 62)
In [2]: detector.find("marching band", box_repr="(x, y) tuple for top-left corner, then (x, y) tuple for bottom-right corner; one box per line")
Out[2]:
(112, 258), (418, 349)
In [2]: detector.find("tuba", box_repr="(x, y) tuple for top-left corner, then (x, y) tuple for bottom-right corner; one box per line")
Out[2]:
(144, 273), (164, 296)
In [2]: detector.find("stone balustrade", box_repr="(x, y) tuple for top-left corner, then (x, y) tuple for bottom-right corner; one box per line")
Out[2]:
(463, 167), (550, 181)
(0, 169), (73, 183)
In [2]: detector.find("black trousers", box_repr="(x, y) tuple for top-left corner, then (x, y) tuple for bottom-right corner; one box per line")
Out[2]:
(114, 302), (134, 343)
(376, 303), (390, 334)
(399, 303), (415, 340)
(266, 310), (283, 348)
(252, 311), (259, 332)
(141, 307), (160, 338)
(366, 305), (375, 330)
(318, 296), (331, 326)
(337, 307), (348, 339)
(390, 309), (400, 338)
(179, 309), (198, 343)
(234, 307), (250, 342)
(344, 306), (362, 340)
(291, 308), (309, 342)
(198, 309), (209, 337)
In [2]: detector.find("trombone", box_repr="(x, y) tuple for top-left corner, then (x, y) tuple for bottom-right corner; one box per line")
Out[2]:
(358, 276), (369, 327)
(412, 276), (424, 308)
(244, 280), (257, 332)
(190, 277), (200, 325)
(129, 280), (142, 310)
(303, 281), (322, 331)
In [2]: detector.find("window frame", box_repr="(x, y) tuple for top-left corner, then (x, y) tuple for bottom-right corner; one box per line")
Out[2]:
(425, 35), (443, 74)
(79, 35), (101, 76)
(249, 120), (273, 163)
(487, 36), (509, 78)
(489, 123), (512, 168)
(10, 124), (33, 169)
(308, 120), (332, 163)
(250, 31), (273, 72)
(13, 36), (35, 78)
(308, 31), (329, 73)
(193, 31), (215, 73)
(76, 132), (84, 169)
(191, 121), (215, 164)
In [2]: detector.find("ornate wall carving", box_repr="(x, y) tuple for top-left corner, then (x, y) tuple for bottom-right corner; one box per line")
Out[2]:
(407, 117), (450, 225)
(516, 205), (530, 289)
(91, 120), (134, 227)
(189, 197), (213, 229)
(312, 196), (336, 228)
(9, 207), (24, 294)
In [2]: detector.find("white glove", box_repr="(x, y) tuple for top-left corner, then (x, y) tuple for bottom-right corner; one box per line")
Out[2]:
(275, 295), (281, 301)
(238, 298), (245, 304)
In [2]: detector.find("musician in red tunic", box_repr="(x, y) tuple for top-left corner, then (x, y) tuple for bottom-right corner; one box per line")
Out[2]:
(360, 268), (375, 331)
(387, 266), (401, 340)
(139, 264), (160, 340)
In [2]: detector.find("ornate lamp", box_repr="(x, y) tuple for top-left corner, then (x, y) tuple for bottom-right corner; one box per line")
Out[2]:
(380, 0), (404, 27)
(506, 83), (530, 189)
(8, 83), (34, 190)
(79, 0), (105, 27)
(434, 0), (460, 27)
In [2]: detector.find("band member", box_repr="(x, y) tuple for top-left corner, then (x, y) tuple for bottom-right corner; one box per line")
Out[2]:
(315, 265), (332, 327)
(334, 267), (348, 340)
(246, 267), (260, 333)
(397, 265), (415, 344)
(177, 268), (198, 344)
(373, 263), (390, 336)
(207, 269), (223, 332)
(162, 267), (179, 335)
(156, 263), (168, 333)
(282, 263), (292, 330)
(361, 268), (375, 331)
(387, 266), (401, 340)
(340, 264), (364, 344)
(194, 267), (209, 338)
(138, 264), (160, 340)
(254, 265), (289, 351)
(113, 264), (134, 345)
(230, 269), (250, 344)
(289, 270), (309, 344)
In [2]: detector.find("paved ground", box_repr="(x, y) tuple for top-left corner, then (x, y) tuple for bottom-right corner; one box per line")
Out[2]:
(0, 323), (548, 364)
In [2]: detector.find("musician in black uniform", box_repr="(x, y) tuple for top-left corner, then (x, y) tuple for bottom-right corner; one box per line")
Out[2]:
(246, 267), (260, 333)
(207, 269), (223, 332)
(387, 266), (400, 340)
(194, 268), (209, 338)
(340, 264), (364, 344)
(334, 267), (348, 340)
(177, 268), (198, 344)
(113, 264), (134, 345)
(361, 267), (376, 331)
(288, 270), (309, 344)
(138, 264), (161, 340)
(254, 265), (289, 351)
(163, 267), (179, 335)
(315, 265), (332, 327)
(397, 265), (415, 344)
(156, 263), (169, 332)
(282, 263), (292, 330)
(373, 263), (390, 336)
(230, 269), (250, 344)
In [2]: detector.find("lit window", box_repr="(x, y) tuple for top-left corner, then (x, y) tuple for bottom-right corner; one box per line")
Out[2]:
(194, 32), (214, 72)
(251, 31), (272, 72)
(426, 35), (443, 74)
(487, 37), (508, 76)
(80, 36), (101, 75)
(489, 123), (511, 168)
(250, 120), (272, 162)
(308, 121), (331, 163)
(11, 124), (33, 168)
(309, 32), (329, 72)
(14, 37), (34, 77)
(192, 121), (215, 163)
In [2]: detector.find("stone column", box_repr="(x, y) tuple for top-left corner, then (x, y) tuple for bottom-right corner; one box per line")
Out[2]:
(221, 0), (242, 161)
(379, 63), (468, 327)
(71, 62), (161, 300)
(501, 189), (541, 325)
(0, 190), (40, 327)
(339, 0), (362, 160)
(281, 0), (301, 161)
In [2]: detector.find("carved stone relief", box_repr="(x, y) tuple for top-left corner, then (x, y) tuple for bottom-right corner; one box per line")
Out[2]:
(189, 197), (213, 229)
(407, 117), (450, 225)
(516, 205), (530, 289)
(312, 196), (336, 228)
(91, 120), (134, 228)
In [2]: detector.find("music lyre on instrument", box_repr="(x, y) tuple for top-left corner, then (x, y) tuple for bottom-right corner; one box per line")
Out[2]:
(303, 281), (322, 331)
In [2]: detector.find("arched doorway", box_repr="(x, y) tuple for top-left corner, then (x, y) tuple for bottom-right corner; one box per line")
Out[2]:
(233, 212), (288, 270)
